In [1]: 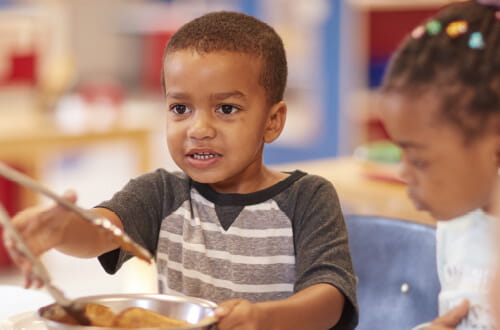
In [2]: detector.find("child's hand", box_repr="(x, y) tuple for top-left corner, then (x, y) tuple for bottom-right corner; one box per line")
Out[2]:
(215, 299), (267, 330)
(426, 300), (469, 329)
(3, 190), (78, 289)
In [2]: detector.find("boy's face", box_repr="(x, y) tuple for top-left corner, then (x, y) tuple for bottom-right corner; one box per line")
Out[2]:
(380, 92), (500, 220)
(163, 50), (285, 193)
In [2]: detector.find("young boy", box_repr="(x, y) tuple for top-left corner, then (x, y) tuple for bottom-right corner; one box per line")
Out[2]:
(7, 11), (358, 329)
(378, 1), (500, 328)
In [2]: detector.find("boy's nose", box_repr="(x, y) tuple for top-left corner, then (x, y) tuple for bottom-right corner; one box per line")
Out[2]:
(188, 112), (216, 140)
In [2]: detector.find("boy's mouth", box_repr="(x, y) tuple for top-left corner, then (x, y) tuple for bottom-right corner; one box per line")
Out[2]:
(188, 152), (222, 160)
(186, 151), (222, 169)
(186, 149), (222, 160)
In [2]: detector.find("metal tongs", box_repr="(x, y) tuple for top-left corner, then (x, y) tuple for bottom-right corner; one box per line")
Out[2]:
(0, 162), (152, 264)
(0, 202), (91, 324)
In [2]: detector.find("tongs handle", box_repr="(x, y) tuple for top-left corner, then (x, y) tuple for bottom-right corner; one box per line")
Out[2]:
(0, 162), (152, 263)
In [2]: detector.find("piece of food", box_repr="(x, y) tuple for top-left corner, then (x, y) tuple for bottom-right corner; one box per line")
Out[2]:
(113, 307), (190, 328)
(84, 303), (117, 327)
(40, 304), (80, 325)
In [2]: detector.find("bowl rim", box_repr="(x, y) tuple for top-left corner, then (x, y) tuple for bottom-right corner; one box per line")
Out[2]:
(37, 293), (218, 330)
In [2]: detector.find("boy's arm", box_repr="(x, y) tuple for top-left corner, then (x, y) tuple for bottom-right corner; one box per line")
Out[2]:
(6, 191), (123, 288)
(55, 206), (122, 258)
(8, 191), (121, 259)
(216, 283), (345, 330)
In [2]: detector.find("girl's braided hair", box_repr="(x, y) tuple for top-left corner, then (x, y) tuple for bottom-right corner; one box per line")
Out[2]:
(382, 1), (500, 141)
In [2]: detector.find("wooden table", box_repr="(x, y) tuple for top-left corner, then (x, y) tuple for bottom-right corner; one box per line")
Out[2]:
(0, 112), (152, 209)
(274, 157), (435, 226)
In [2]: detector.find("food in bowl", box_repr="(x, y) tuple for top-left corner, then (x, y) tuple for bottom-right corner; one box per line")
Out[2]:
(38, 293), (217, 330)
(114, 307), (190, 328)
(43, 303), (190, 328)
(84, 303), (116, 327)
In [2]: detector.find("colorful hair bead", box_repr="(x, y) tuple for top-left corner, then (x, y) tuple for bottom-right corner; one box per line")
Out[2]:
(469, 32), (485, 49)
(446, 20), (468, 38)
(411, 25), (426, 39)
(425, 20), (442, 36)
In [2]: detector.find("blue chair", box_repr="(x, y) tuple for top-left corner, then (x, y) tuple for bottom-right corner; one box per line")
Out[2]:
(345, 215), (440, 330)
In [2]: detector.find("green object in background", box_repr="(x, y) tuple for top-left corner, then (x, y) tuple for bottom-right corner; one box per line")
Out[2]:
(354, 141), (402, 163)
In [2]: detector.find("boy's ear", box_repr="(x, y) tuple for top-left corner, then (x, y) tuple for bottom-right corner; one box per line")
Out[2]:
(264, 101), (287, 143)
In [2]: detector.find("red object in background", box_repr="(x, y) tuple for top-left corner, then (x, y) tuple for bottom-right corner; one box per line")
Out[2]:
(367, 117), (390, 141)
(142, 32), (174, 92)
(0, 49), (37, 86)
(369, 9), (439, 59)
(79, 80), (125, 106)
(366, 8), (439, 142)
(0, 175), (21, 267)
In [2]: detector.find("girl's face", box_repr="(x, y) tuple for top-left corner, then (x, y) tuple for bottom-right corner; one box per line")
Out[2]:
(380, 92), (500, 220)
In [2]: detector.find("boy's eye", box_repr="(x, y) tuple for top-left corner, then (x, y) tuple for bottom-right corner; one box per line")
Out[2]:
(170, 104), (190, 115)
(217, 104), (239, 115)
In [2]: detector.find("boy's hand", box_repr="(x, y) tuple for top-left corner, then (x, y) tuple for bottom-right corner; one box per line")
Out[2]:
(426, 300), (469, 329)
(215, 299), (268, 330)
(3, 190), (78, 288)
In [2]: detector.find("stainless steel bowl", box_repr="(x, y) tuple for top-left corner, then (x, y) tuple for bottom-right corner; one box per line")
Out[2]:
(38, 293), (217, 330)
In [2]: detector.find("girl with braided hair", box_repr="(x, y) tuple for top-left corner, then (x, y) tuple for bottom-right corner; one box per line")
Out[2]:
(379, 1), (500, 328)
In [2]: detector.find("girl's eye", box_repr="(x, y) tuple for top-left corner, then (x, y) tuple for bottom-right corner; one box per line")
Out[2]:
(217, 104), (239, 115)
(170, 104), (191, 115)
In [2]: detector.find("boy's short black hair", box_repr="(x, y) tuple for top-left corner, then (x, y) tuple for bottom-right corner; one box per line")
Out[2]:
(162, 11), (287, 106)
(382, 0), (500, 141)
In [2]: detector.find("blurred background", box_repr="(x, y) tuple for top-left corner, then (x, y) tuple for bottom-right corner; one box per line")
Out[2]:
(0, 0), (458, 315)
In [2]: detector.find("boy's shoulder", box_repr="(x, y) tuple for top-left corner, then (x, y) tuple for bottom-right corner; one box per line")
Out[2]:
(273, 170), (340, 209)
(133, 168), (191, 196)
(266, 170), (336, 197)
(143, 168), (189, 183)
(285, 170), (336, 193)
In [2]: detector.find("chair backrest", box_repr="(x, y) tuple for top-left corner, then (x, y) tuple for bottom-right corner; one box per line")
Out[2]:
(345, 214), (440, 330)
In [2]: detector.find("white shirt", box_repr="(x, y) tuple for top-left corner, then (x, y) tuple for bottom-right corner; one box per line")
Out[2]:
(436, 209), (497, 329)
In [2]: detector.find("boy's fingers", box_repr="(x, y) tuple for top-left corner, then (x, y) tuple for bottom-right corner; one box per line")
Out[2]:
(25, 270), (36, 289)
(53, 189), (77, 209)
(3, 238), (43, 289)
(62, 189), (77, 201)
(431, 300), (469, 327)
(34, 277), (44, 289)
(215, 299), (244, 317)
(22, 263), (45, 289)
(53, 190), (78, 212)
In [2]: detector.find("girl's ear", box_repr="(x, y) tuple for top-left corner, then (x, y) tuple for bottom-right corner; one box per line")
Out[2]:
(264, 101), (287, 143)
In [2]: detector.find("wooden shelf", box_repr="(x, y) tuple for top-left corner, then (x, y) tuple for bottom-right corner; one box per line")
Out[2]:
(0, 112), (152, 208)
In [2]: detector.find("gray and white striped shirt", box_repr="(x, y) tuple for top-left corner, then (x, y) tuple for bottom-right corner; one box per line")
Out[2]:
(98, 169), (358, 329)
